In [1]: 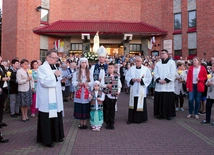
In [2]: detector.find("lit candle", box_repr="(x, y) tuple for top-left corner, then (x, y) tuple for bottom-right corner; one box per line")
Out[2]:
(207, 74), (212, 79)
(0, 75), (1, 80)
(152, 72), (154, 75)
(28, 69), (32, 75)
(6, 71), (11, 77)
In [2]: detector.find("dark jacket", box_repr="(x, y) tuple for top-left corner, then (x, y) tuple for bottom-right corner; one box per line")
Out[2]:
(8, 67), (18, 94)
(0, 65), (7, 89)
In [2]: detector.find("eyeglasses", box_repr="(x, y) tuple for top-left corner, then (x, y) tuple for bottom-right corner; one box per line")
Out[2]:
(49, 56), (59, 60)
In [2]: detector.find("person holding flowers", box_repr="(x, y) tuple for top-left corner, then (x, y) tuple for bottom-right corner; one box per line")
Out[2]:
(174, 62), (187, 112)
(201, 63), (214, 125)
(0, 62), (10, 128)
(16, 59), (34, 122)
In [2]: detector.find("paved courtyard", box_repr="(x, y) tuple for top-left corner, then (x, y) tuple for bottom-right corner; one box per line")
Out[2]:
(1, 92), (214, 155)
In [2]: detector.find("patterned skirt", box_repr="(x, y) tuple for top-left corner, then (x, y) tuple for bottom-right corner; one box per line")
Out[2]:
(90, 110), (103, 127)
(18, 89), (32, 107)
(73, 102), (90, 120)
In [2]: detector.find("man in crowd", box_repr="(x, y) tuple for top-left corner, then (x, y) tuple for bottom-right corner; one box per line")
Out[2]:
(90, 46), (108, 83)
(125, 56), (152, 124)
(153, 49), (176, 120)
(8, 59), (20, 117)
(36, 51), (64, 147)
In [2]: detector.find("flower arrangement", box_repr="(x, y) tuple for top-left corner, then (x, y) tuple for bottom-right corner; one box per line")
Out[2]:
(84, 52), (98, 61)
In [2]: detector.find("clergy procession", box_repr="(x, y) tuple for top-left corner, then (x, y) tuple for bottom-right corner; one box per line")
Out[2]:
(0, 46), (214, 152)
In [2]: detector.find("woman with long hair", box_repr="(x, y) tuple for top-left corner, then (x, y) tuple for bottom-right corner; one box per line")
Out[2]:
(186, 57), (207, 119)
(72, 58), (92, 129)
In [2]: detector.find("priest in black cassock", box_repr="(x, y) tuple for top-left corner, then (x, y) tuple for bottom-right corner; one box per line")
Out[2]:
(125, 56), (152, 124)
(36, 51), (64, 147)
(153, 49), (176, 120)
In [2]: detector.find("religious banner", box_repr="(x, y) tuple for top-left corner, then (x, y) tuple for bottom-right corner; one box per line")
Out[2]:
(163, 40), (172, 54)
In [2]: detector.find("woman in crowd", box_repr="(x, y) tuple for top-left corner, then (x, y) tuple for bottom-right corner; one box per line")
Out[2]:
(73, 58), (92, 129)
(201, 63), (214, 125)
(60, 63), (71, 102)
(186, 57), (207, 119)
(68, 61), (76, 100)
(17, 59), (34, 122)
(30, 60), (38, 117)
(174, 62), (187, 112)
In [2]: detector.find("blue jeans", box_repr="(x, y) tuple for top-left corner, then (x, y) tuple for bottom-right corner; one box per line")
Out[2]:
(188, 84), (202, 115)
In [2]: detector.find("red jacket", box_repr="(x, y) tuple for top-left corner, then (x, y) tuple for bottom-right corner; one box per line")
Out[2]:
(186, 65), (207, 92)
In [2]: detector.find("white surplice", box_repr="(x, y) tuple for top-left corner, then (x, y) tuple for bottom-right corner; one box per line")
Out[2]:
(154, 59), (176, 92)
(36, 61), (64, 115)
(125, 65), (152, 111)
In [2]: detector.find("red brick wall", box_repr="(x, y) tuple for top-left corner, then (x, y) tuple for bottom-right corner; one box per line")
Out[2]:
(197, 0), (214, 60)
(141, 0), (173, 53)
(2, 0), (214, 61)
(2, 0), (18, 60)
(60, 0), (142, 22)
(2, 0), (41, 61)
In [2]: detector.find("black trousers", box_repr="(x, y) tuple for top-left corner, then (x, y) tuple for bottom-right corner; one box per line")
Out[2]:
(103, 96), (117, 126)
(0, 89), (8, 123)
(206, 99), (214, 122)
(174, 93), (184, 108)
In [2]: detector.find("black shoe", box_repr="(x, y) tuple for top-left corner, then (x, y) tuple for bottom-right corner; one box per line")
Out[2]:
(15, 113), (22, 116)
(46, 143), (54, 148)
(105, 125), (110, 130)
(78, 124), (84, 129)
(166, 117), (171, 120)
(22, 119), (26, 122)
(0, 123), (7, 127)
(11, 114), (17, 118)
(126, 121), (131, 124)
(201, 120), (210, 124)
(157, 115), (164, 119)
(59, 139), (64, 142)
(110, 125), (115, 130)
(83, 125), (88, 129)
(0, 133), (9, 143)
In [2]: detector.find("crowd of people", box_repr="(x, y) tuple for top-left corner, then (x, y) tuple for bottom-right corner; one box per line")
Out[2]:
(0, 47), (214, 147)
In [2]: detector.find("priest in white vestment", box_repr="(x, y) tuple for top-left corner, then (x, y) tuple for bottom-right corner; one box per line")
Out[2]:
(36, 51), (64, 148)
(153, 49), (176, 120)
(125, 56), (152, 124)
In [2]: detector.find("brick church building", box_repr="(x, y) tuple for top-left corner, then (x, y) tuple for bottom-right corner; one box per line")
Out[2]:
(1, 0), (214, 61)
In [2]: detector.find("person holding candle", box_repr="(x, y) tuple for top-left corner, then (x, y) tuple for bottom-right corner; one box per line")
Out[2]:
(30, 60), (39, 117)
(0, 62), (10, 128)
(201, 63), (214, 125)
(174, 62), (187, 112)
(186, 57), (207, 119)
(16, 59), (34, 122)
(8, 59), (20, 117)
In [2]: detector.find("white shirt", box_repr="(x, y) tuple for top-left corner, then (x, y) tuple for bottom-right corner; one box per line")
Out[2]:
(193, 66), (201, 84)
